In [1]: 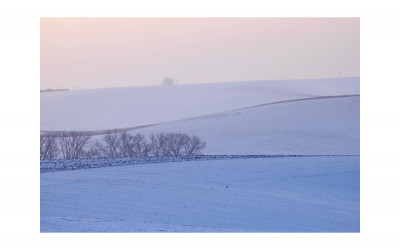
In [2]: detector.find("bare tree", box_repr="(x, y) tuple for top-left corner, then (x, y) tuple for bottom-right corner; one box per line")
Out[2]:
(40, 134), (59, 160)
(46, 130), (207, 159)
(131, 133), (148, 156)
(56, 131), (92, 159)
(142, 141), (152, 156)
(99, 130), (121, 158)
(115, 132), (148, 157)
(156, 133), (171, 156)
(184, 135), (206, 155)
(86, 141), (105, 158)
(164, 133), (190, 156)
(149, 134), (162, 156)
(118, 131), (135, 157)
(148, 132), (205, 156)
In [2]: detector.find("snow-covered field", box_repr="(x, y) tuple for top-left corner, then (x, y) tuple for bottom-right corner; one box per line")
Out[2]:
(134, 95), (360, 155)
(40, 77), (360, 232)
(40, 78), (360, 131)
(41, 156), (359, 232)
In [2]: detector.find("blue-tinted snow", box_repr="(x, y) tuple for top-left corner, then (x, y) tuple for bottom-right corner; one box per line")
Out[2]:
(41, 156), (359, 232)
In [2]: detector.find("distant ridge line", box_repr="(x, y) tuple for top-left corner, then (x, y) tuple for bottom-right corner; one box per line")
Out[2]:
(41, 94), (360, 137)
(231, 94), (360, 112)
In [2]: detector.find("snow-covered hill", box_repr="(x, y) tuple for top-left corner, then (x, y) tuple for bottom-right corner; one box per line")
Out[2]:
(133, 95), (360, 155)
(40, 78), (360, 232)
(40, 156), (360, 232)
(40, 77), (360, 131)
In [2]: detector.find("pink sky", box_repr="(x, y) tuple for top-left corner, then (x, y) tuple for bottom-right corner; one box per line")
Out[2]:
(41, 18), (359, 90)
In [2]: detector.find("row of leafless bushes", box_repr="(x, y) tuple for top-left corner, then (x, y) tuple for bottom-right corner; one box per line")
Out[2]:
(40, 131), (206, 160)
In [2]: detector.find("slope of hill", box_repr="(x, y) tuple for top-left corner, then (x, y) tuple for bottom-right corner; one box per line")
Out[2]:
(131, 95), (360, 155)
(40, 77), (360, 131)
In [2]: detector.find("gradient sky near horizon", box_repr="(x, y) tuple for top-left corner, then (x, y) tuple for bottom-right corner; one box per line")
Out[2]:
(41, 18), (359, 90)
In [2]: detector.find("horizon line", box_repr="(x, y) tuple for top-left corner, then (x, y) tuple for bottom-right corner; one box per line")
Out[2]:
(40, 76), (360, 92)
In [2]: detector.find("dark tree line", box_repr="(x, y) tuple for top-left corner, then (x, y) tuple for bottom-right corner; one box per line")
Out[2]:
(40, 131), (206, 160)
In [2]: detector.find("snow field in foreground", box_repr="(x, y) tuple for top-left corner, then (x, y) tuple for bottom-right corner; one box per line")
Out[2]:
(41, 156), (359, 232)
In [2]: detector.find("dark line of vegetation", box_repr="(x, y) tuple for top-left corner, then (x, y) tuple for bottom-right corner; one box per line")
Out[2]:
(40, 155), (360, 173)
(40, 131), (206, 160)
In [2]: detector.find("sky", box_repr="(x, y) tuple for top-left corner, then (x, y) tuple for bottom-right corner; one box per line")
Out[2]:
(40, 18), (359, 90)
